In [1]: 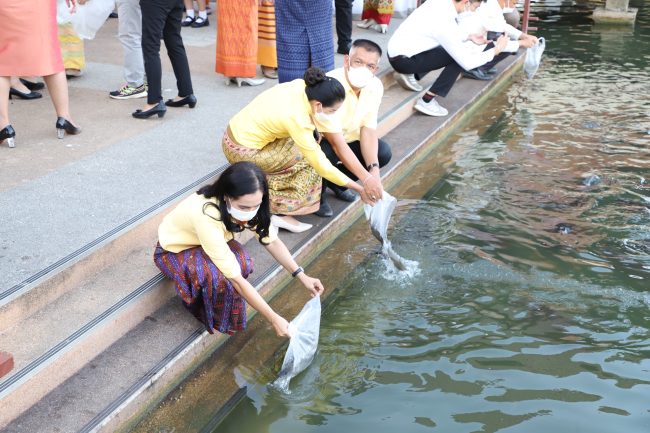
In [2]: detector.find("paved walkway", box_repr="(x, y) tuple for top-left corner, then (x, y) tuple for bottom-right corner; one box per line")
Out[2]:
(0, 16), (397, 291)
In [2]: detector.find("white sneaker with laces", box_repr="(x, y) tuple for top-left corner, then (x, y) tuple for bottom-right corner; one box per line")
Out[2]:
(393, 72), (423, 92)
(414, 97), (449, 117)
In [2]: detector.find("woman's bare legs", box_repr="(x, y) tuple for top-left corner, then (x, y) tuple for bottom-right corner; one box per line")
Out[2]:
(0, 76), (10, 128)
(43, 71), (77, 124)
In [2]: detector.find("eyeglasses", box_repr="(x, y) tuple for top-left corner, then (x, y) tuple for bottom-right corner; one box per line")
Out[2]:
(349, 57), (379, 72)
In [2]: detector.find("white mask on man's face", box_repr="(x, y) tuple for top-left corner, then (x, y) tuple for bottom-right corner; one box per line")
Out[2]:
(347, 65), (374, 88)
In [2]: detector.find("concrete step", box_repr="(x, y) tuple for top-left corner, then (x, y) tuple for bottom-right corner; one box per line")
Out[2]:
(0, 65), (430, 431)
(0, 52), (525, 431)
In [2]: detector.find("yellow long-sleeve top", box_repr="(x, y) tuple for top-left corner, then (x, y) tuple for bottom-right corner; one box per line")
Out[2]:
(228, 78), (351, 187)
(158, 193), (278, 279)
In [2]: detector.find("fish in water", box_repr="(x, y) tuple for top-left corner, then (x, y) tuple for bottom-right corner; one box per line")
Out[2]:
(555, 223), (574, 235)
(582, 174), (601, 187)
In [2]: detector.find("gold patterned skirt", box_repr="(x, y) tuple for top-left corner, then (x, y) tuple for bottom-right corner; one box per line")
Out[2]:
(222, 128), (322, 215)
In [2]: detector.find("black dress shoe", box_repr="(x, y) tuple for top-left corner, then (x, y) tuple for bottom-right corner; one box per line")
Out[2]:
(329, 184), (357, 202)
(9, 87), (42, 100)
(481, 67), (497, 75)
(1, 124), (16, 148)
(462, 68), (495, 81)
(191, 16), (209, 28)
(165, 94), (197, 108)
(132, 101), (167, 119)
(19, 78), (45, 91)
(181, 16), (195, 27)
(109, 11), (118, 18)
(315, 199), (333, 218)
(55, 117), (81, 139)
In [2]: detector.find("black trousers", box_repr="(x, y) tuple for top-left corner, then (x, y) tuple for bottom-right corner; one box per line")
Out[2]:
(334, 0), (353, 51)
(140, 0), (193, 104)
(320, 137), (392, 183)
(388, 43), (498, 97)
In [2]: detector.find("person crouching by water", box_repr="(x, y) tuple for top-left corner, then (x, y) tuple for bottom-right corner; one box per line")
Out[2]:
(223, 67), (375, 233)
(154, 161), (324, 337)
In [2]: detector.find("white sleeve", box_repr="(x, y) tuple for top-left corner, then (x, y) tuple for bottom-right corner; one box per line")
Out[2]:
(505, 23), (523, 40)
(436, 25), (495, 71)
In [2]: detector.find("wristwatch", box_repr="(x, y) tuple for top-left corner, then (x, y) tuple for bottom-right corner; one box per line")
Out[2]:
(366, 162), (379, 171)
(291, 266), (304, 278)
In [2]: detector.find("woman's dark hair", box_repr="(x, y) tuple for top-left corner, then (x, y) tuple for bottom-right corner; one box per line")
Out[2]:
(304, 67), (346, 108)
(197, 161), (271, 244)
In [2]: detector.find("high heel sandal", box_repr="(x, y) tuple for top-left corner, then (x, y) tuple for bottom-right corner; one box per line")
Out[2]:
(356, 18), (376, 29)
(1, 125), (16, 148)
(271, 215), (313, 233)
(165, 94), (197, 108)
(225, 77), (265, 87)
(55, 117), (82, 139)
(261, 66), (278, 79)
(19, 78), (45, 91)
(132, 101), (167, 119)
(372, 23), (388, 34)
(9, 87), (42, 100)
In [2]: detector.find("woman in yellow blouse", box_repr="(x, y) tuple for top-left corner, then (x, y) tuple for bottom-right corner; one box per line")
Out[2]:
(154, 162), (324, 337)
(223, 67), (372, 233)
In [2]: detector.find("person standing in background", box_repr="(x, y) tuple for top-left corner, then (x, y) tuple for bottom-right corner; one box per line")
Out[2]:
(134, 0), (196, 118)
(110, 0), (148, 100)
(334, 0), (353, 54)
(215, 0), (265, 87)
(58, 21), (85, 77)
(357, 0), (394, 34)
(258, 0), (278, 79)
(275, 0), (335, 83)
(1, 0), (81, 148)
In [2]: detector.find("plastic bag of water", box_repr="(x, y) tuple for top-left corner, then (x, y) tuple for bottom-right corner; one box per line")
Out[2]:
(56, 0), (115, 39)
(524, 37), (546, 79)
(272, 296), (321, 393)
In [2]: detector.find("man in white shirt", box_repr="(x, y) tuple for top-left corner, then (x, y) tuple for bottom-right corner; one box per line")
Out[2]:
(461, 0), (538, 79)
(314, 39), (389, 217)
(387, 0), (508, 117)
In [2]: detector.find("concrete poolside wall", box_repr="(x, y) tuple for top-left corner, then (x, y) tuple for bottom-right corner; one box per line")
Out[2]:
(125, 54), (527, 433)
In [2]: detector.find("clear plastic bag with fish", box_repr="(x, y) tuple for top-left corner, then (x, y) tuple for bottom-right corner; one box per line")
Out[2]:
(524, 37), (546, 79)
(364, 192), (408, 271)
(57, 0), (115, 39)
(272, 296), (321, 393)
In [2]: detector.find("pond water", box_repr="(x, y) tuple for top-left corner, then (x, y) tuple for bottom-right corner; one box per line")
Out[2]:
(215, 2), (650, 432)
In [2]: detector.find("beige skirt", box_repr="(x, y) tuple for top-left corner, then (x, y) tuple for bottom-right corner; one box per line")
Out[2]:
(222, 128), (322, 215)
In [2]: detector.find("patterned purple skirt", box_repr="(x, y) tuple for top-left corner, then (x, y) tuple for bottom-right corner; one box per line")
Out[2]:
(153, 240), (254, 335)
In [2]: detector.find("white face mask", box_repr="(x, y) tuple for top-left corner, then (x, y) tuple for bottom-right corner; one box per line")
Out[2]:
(227, 199), (260, 222)
(314, 109), (337, 123)
(347, 65), (374, 89)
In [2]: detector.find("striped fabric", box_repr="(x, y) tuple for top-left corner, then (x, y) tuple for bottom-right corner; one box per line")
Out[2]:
(257, 0), (277, 68)
(58, 22), (85, 71)
(275, 0), (335, 83)
(153, 240), (254, 335)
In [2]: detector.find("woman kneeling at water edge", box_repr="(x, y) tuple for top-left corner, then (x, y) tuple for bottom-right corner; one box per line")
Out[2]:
(154, 162), (324, 337)
(224, 67), (375, 233)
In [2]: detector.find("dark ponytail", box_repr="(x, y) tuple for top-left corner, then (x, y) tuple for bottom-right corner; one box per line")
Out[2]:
(304, 67), (345, 108)
(197, 161), (271, 244)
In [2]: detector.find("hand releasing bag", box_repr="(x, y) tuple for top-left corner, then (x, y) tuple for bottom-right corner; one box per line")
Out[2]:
(273, 296), (321, 393)
(524, 37), (546, 79)
(364, 192), (407, 271)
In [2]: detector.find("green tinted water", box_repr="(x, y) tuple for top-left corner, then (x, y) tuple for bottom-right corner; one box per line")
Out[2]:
(216, 2), (650, 432)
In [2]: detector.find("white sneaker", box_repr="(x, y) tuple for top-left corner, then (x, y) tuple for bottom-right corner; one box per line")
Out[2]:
(393, 72), (423, 92)
(414, 98), (449, 117)
(271, 215), (313, 233)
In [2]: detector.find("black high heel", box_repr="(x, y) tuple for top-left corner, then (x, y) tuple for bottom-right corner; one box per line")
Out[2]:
(9, 87), (43, 100)
(132, 101), (166, 119)
(1, 124), (16, 148)
(19, 78), (45, 91)
(55, 117), (82, 139)
(164, 94), (197, 108)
